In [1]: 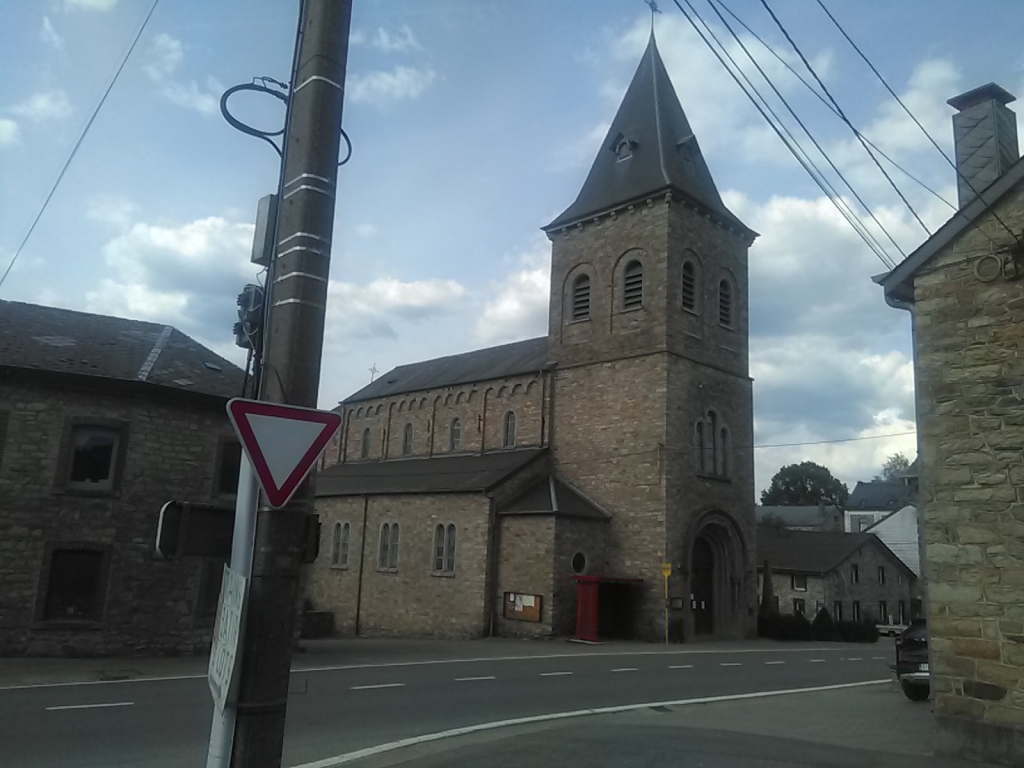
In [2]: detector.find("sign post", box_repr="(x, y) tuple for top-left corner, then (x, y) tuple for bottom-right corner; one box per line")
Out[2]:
(661, 561), (672, 645)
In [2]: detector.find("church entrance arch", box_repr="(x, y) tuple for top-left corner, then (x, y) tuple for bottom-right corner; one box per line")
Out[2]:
(683, 511), (746, 640)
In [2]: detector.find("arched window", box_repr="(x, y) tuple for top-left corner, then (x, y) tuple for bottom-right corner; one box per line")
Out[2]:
(331, 522), (342, 566)
(402, 423), (413, 455)
(378, 522), (400, 570)
(719, 279), (733, 327)
(571, 274), (591, 322)
(449, 418), (462, 451)
(623, 260), (643, 310)
(704, 411), (717, 475)
(682, 260), (698, 313)
(360, 428), (371, 459)
(694, 420), (705, 472)
(502, 411), (516, 448)
(433, 523), (457, 575)
(718, 427), (729, 477)
(331, 522), (350, 568)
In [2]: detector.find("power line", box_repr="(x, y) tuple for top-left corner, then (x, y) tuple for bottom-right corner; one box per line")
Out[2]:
(815, 0), (1023, 251)
(754, 431), (916, 449)
(757, 0), (932, 240)
(673, 0), (896, 269)
(711, 0), (955, 212)
(0, 0), (161, 293)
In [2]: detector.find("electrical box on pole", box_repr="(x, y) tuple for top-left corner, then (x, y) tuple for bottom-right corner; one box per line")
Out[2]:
(250, 194), (278, 268)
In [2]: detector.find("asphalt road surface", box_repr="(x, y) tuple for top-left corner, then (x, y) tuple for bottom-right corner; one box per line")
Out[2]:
(1, 644), (893, 767)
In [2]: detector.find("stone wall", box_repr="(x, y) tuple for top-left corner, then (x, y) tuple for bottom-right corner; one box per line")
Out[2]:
(495, 515), (555, 637)
(912, 185), (1024, 761)
(552, 517), (610, 635)
(0, 375), (234, 656)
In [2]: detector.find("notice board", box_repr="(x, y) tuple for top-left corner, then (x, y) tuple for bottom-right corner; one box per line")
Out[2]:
(503, 591), (542, 622)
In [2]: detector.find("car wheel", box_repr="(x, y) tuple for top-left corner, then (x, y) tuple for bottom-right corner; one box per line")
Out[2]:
(901, 680), (930, 702)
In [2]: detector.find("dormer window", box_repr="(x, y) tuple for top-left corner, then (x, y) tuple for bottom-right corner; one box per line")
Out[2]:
(611, 133), (636, 162)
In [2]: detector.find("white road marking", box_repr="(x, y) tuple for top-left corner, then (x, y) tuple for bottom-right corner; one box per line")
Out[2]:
(2, 646), (851, 691)
(847, 657), (863, 661)
(765, 661), (785, 665)
(809, 659), (825, 663)
(872, 656), (884, 660)
(455, 676), (495, 682)
(46, 701), (134, 711)
(668, 665), (693, 669)
(350, 683), (405, 691)
(610, 668), (638, 673)
(720, 662), (742, 667)
(288, 679), (892, 768)
(539, 671), (572, 677)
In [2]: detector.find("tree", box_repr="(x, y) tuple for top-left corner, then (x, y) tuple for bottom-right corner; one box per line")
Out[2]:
(874, 452), (910, 482)
(760, 461), (849, 509)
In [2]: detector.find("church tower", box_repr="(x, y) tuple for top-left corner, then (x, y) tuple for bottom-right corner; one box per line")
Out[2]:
(544, 34), (758, 640)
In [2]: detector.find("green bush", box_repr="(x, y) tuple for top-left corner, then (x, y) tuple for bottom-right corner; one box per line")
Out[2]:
(758, 612), (812, 641)
(836, 620), (879, 643)
(811, 608), (836, 640)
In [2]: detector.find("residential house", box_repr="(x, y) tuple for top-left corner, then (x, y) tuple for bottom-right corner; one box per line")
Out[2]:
(0, 300), (245, 656)
(845, 480), (915, 532)
(864, 505), (921, 577)
(755, 503), (843, 531)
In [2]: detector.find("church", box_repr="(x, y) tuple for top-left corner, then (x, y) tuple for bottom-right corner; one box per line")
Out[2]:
(307, 34), (759, 642)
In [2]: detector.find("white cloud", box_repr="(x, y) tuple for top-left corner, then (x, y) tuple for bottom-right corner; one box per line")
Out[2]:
(475, 239), (550, 345)
(86, 195), (139, 227)
(41, 16), (65, 50)
(65, 0), (117, 10)
(161, 77), (222, 116)
(350, 25), (422, 53)
(355, 224), (377, 238)
(10, 90), (72, 122)
(348, 66), (436, 107)
(326, 277), (466, 341)
(0, 118), (19, 148)
(145, 33), (183, 82)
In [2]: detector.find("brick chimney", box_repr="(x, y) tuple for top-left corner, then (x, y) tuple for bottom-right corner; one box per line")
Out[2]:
(948, 83), (1019, 208)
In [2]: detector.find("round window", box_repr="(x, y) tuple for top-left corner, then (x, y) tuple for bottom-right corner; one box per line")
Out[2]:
(572, 552), (586, 574)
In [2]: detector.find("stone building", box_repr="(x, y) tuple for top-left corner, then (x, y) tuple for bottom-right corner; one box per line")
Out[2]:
(756, 528), (918, 624)
(0, 300), (244, 656)
(877, 83), (1024, 763)
(309, 34), (759, 642)
(755, 503), (843, 531)
(845, 479), (916, 532)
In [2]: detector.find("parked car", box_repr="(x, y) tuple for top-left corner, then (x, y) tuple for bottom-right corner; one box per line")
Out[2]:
(894, 618), (929, 701)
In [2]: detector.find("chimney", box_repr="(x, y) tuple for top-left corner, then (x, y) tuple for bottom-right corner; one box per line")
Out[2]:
(948, 83), (1019, 208)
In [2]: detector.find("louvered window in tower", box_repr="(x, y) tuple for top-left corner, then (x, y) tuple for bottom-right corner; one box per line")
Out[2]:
(623, 261), (643, 310)
(682, 261), (697, 312)
(719, 279), (733, 327)
(571, 275), (591, 321)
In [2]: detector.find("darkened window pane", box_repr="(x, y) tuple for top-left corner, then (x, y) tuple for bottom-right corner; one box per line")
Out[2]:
(682, 262), (696, 312)
(445, 524), (456, 574)
(572, 275), (591, 321)
(433, 524), (445, 571)
(719, 280), (732, 326)
(44, 549), (104, 620)
(217, 442), (242, 495)
(623, 261), (643, 310)
(388, 523), (400, 569)
(69, 427), (119, 486)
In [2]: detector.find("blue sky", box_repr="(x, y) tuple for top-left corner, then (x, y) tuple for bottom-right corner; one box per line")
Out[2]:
(3, 0), (1023, 494)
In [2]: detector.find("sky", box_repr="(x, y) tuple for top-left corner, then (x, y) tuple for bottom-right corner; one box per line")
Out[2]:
(2, 0), (1023, 497)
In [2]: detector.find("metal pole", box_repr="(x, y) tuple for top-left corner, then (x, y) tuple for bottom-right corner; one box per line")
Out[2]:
(230, 2), (352, 765)
(206, 460), (259, 768)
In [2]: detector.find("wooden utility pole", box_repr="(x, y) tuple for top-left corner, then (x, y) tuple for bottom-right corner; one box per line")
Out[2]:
(229, 2), (352, 765)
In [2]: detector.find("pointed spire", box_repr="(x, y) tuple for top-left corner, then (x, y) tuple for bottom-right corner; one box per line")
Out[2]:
(546, 35), (748, 232)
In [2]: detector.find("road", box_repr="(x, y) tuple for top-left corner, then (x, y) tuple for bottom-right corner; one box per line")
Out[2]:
(0, 643), (893, 767)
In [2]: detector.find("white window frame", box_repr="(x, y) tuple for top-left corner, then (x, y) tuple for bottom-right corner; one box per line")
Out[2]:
(331, 521), (350, 569)
(432, 523), (457, 576)
(378, 521), (400, 571)
(792, 573), (807, 592)
(449, 418), (462, 451)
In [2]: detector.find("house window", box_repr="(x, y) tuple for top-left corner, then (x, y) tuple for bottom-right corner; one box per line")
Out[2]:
(793, 598), (805, 616)
(682, 260), (697, 313)
(897, 572), (903, 586)
(898, 600), (907, 624)
(718, 279), (733, 327)
(911, 598), (922, 618)
(449, 418), (462, 451)
(43, 549), (106, 621)
(571, 274), (591, 321)
(402, 423), (413, 456)
(331, 522), (350, 568)
(879, 600), (888, 623)
(502, 411), (516, 448)
(378, 522), (400, 570)
(67, 425), (122, 491)
(852, 600), (861, 623)
(718, 427), (729, 477)
(360, 428), (371, 459)
(878, 565), (886, 584)
(216, 441), (242, 496)
(850, 564), (859, 584)
(622, 260), (643, 311)
(432, 523), (457, 575)
(833, 601), (843, 621)
(791, 574), (807, 592)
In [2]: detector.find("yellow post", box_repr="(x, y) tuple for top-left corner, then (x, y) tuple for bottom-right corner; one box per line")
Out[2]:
(661, 562), (672, 644)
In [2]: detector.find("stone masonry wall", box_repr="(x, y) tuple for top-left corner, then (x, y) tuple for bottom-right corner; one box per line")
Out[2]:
(495, 515), (555, 638)
(0, 377), (235, 656)
(913, 186), (1024, 760)
(552, 517), (610, 635)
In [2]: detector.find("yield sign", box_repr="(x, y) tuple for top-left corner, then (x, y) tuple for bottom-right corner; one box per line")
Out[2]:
(226, 398), (342, 509)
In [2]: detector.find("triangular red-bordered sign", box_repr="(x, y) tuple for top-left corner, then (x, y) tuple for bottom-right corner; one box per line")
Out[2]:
(226, 398), (342, 509)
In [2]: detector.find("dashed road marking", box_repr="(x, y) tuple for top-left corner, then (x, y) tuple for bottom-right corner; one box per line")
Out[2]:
(610, 668), (638, 673)
(765, 661), (785, 665)
(351, 683), (405, 691)
(720, 662), (742, 667)
(46, 701), (134, 711)
(809, 659), (825, 663)
(455, 676), (495, 682)
(847, 657), (863, 661)
(668, 665), (693, 669)
(539, 671), (572, 677)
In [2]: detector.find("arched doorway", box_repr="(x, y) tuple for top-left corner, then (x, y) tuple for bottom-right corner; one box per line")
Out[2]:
(685, 512), (747, 639)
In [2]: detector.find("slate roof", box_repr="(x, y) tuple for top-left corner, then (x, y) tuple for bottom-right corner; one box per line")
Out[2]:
(0, 300), (243, 399)
(756, 528), (896, 574)
(499, 476), (611, 521)
(545, 33), (750, 234)
(344, 337), (549, 403)
(315, 448), (546, 496)
(755, 505), (841, 529)
(847, 481), (914, 511)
